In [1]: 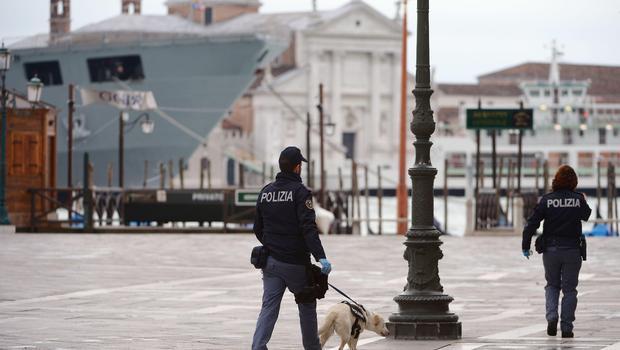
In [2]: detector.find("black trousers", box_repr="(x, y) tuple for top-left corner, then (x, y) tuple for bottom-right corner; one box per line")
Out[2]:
(542, 247), (582, 332)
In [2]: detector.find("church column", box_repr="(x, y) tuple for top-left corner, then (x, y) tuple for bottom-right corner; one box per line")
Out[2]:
(307, 50), (319, 121)
(369, 52), (381, 158)
(391, 52), (402, 152)
(331, 50), (344, 161)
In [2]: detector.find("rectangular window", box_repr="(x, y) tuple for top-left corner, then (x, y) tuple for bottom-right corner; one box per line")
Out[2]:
(24, 61), (63, 86)
(548, 152), (569, 170)
(205, 7), (213, 25)
(529, 90), (540, 97)
(577, 152), (593, 176)
(87, 55), (144, 83)
(342, 132), (356, 160)
(509, 131), (519, 145)
(573, 89), (582, 96)
(562, 128), (573, 145)
(599, 128), (606, 145)
(544, 89), (551, 97)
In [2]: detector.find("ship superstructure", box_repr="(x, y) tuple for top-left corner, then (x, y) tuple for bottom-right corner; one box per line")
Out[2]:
(432, 41), (620, 190)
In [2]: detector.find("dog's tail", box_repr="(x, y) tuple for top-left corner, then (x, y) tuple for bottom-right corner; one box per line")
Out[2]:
(318, 312), (337, 347)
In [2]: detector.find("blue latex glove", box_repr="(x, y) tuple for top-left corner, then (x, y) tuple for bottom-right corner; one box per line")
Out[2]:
(522, 249), (532, 259)
(319, 258), (332, 275)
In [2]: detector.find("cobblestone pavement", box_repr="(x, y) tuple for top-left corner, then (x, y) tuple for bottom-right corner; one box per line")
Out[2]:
(1, 233), (619, 349)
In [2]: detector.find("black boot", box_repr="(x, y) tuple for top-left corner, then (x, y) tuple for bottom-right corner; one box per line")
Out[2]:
(561, 331), (574, 338)
(547, 321), (557, 336)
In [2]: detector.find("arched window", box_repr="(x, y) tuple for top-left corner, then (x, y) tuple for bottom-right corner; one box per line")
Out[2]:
(56, 1), (64, 15)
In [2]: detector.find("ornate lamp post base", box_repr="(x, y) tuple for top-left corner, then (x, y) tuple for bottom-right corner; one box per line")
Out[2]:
(387, 228), (462, 340)
(388, 293), (461, 339)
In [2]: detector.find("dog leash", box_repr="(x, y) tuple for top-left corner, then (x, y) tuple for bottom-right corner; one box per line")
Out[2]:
(328, 282), (363, 308)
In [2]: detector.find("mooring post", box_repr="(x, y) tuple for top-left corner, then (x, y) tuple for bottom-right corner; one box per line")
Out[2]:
(596, 158), (601, 210)
(377, 165), (383, 235)
(444, 158), (448, 235)
(179, 158), (185, 189)
(143, 160), (148, 188)
(159, 162), (165, 190)
(364, 165), (371, 235)
(107, 162), (113, 187)
(207, 160), (212, 189)
(168, 159), (174, 189)
(83, 152), (94, 233)
(534, 158), (540, 196)
(543, 159), (549, 194)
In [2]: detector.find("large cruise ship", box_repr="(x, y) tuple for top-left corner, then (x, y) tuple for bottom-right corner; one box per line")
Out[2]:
(4, 0), (287, 187)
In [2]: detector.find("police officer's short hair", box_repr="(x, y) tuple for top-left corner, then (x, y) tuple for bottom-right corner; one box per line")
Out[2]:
(279, 158), (297, 173)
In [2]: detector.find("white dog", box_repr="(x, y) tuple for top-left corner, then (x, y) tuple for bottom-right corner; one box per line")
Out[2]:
(318, 302), (389, 350)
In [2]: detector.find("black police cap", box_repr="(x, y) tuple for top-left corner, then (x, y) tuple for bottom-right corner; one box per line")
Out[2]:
(279, 146), (308, 165)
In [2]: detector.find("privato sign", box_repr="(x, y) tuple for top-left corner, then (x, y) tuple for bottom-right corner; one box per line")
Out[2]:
(466, 109), (534, 129)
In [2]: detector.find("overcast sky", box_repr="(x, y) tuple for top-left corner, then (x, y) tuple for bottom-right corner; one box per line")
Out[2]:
(1, 0), (618, 82)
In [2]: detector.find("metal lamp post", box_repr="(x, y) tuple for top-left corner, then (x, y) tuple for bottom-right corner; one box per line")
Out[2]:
(0, 43), (12, 225)
(119, 112), (154, 187)
(387, 0), (461, 339)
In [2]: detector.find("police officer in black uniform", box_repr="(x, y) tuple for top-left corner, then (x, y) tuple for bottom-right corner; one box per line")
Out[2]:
(251, 146), (331, 350)
(522, 165), (591, 338)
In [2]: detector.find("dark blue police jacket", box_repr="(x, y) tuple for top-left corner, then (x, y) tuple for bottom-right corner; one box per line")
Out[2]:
(522, 189), (592, 250)
(253, 171), (326, 265)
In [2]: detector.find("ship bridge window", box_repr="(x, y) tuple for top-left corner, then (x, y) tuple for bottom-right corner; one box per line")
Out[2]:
(24, 61), (63, 86)
(529, 89), (540, 97)
(87, 55), (144, 83)
(573, 89), (583, 96)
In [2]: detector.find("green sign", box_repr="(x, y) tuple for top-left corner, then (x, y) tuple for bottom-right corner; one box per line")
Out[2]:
(235, 189), (261, 206)
(466, 109), (534, 129)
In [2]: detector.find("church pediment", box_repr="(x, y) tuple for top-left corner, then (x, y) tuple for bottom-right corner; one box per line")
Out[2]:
(309, 2), (401, 38)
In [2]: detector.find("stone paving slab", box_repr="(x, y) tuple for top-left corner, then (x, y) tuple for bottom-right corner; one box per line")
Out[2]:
(0, 233), (619, 349)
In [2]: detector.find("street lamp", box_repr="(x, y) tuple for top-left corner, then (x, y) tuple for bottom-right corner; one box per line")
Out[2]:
(119, 112), (154, 187)
(27, 76), (44, 103)
(140, 115), (155, 134)
(0, 44), (11, 71)
(387, 0), (461, 339)
(0, 43), (12, 225)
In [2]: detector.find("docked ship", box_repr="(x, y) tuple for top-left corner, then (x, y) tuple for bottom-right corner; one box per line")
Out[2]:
(5, 0), (287, 187)
(431, 41), (620, 191)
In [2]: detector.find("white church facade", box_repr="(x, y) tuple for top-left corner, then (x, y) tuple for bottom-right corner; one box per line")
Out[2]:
(191, 0), (413, 188)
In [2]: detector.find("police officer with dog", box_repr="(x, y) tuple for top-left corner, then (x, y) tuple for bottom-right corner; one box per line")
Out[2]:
(251, 146), (331, 350)
(522, 165), (591, 338)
